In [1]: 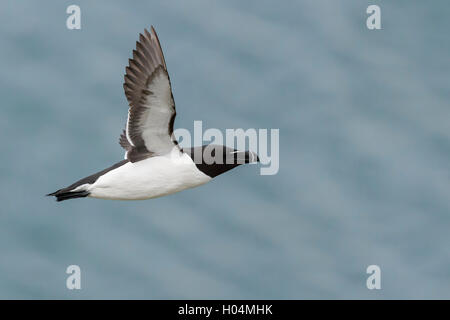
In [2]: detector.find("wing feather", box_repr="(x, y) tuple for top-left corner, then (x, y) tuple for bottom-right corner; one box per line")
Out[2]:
(120, 26), (178, 162)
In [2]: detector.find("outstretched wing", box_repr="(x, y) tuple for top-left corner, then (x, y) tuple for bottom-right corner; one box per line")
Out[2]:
(120, 26), (179, 162)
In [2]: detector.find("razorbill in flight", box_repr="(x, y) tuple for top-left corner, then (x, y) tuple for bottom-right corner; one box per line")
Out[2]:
(48, 27), (259, 202)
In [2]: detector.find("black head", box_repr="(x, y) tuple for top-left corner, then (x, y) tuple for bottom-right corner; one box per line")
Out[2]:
(183, 144), (259, 178)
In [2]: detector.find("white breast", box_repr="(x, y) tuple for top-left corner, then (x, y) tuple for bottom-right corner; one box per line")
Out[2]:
(88, 149), (211, 200)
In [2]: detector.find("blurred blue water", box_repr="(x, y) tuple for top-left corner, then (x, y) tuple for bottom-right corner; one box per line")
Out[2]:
(0, 0), (449, 299)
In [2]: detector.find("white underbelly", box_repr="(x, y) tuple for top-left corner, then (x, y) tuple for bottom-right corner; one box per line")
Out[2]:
(88, 153), (211, 200)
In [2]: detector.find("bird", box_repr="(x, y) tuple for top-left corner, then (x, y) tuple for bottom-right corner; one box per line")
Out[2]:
(47, 27), (259, 202)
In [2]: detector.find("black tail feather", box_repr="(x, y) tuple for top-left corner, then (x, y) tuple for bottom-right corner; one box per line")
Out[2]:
(46, 190), (90, 202)
(46, 159), (129, 203)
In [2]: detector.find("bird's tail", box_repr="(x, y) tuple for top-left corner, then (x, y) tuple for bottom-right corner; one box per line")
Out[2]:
(47, 159), (129, 202)
(46, 189), (90, 202)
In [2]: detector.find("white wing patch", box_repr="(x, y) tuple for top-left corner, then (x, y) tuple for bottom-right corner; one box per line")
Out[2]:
(137, 68), (175, 155)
